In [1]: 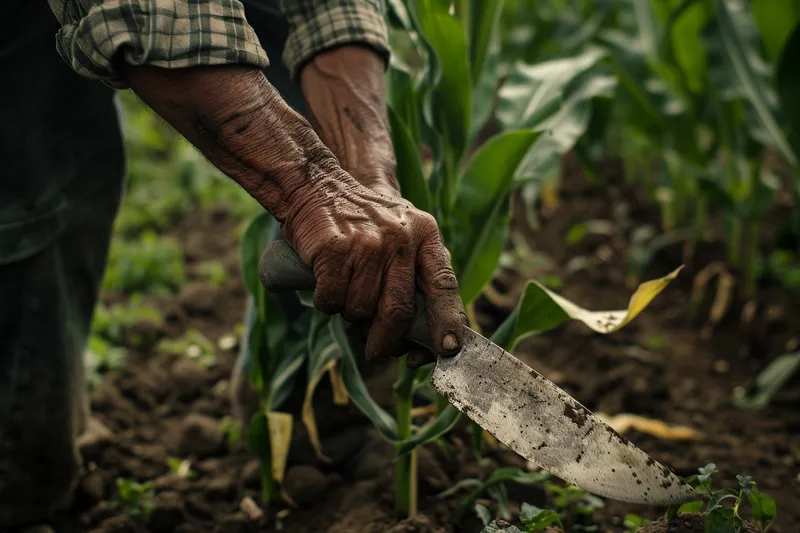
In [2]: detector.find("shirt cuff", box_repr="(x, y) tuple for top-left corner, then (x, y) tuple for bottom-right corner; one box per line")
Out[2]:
(54, 0), (271, 89)
(282, 3), (391, 79)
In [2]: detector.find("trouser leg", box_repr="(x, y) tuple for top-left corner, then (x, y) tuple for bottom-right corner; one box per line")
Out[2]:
(0, 1), (126, 526)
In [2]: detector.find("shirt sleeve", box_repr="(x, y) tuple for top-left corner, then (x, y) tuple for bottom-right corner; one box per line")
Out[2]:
(48, 0), (271, 89)
(279, 0), (391, 79)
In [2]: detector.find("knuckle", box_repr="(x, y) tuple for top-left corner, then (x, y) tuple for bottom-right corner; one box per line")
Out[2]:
(428, 267), (459, 293)
(383, 297), (414, 323)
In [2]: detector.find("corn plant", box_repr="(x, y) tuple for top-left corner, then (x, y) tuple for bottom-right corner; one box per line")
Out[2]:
(239, 0), (683, 518)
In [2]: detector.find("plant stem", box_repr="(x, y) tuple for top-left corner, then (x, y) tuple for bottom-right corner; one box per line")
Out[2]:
(395, 358), (418, 518)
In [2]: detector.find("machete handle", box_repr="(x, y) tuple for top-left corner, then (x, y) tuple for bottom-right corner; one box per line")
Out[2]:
(258, 239), (435, 352)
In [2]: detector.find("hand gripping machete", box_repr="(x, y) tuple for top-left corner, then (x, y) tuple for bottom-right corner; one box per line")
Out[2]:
(259, 239), (698, 506)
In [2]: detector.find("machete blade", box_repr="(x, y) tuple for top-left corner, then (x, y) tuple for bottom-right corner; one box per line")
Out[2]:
(431, 327), (698, 505)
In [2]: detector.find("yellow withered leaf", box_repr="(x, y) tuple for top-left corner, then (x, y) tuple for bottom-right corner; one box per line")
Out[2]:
(267, 412), (293, 483)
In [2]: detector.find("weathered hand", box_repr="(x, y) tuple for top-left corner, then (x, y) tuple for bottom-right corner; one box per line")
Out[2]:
(282, 155), (466, 361)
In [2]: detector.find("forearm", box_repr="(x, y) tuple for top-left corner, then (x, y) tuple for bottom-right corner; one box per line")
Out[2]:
(122, 64), (356, 224)
(300, 45), (400, 197)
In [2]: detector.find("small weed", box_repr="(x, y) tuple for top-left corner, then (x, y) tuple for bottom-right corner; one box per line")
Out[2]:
(667, 464), (777, 533)
(157, 328), (217, 369)
(84, 336), (126, 389)
(220, 415), (243, 447)
(166, 457), (196, 479)
(103, 230), (186, 297)
(108, 477), (154, 519)
(196, 260), (228, 288)
(623, 513), (651, 532)
(91, 295), (163, 347)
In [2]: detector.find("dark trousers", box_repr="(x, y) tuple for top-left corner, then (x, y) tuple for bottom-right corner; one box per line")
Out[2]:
(0, 1), (306, 526)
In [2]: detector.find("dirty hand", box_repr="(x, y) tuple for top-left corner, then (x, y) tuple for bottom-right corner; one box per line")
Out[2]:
(297, 45), (463, 364)
(120, 62), (466, 362)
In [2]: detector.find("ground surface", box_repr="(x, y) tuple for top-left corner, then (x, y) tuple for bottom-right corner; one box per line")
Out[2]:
(65, 156), (799, 533)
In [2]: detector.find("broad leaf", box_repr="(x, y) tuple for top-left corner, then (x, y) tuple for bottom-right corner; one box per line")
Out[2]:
(451, 130), (540, 304)
(705, 507), (740, 533)
(474, 503), (492, 526)
(520, 503), (564, 531)
(389, 105), (431, 212)
(459, 467), (550, 520)
(330, 317), (398, 441)
(396, 402), (461, 456)
(748, 492), (777, 529)
(751, 0), (800, 63)
(492, 266), (683, 351)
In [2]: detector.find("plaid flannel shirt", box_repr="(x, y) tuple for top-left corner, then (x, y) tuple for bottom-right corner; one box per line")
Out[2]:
(48, 0), (390, 88)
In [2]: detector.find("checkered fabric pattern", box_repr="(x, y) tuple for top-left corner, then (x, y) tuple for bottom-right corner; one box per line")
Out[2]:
(280, 0), (389, 78)
(48, 0), (390, 88)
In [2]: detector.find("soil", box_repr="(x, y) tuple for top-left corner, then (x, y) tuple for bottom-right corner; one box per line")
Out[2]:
(50, 155), (799, 533)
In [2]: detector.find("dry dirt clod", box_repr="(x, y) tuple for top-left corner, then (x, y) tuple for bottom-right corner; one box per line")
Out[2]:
(147, 490), (186, 533)
(91, 514), (140, 533)
(178, 281), (218, 315)
(180, 413), (224, 457)
(78, 417), (114, 458)
(282, 465), (331, 507)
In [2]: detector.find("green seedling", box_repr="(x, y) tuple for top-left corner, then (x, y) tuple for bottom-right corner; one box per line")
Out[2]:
(220, 415), (243, 447)
(479, 501), (564, 533)
(157, 329), (217, 369)
(667, 464), (777, 533)
(195, 260), (228, 288)
(108, 477), (154, 519)
(166, 457), (196, 479)
(91, 296), (163, 348)
(623, 513), (651, 532)
(102, 230), (186, 297)
(84, 336), (126, 389)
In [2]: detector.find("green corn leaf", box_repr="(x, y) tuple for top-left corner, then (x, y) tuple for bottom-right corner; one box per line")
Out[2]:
(751, 0), (800, 63)
(388, 105), (431, 212)
(776, 25), (800, 153)
(498, 47), (609, 131)
(240, 213), (276, 297)
(467, 0), (505, 86)
(450, 130), (539, 304)
(748, 492), (777, 529)
(705, 0), (797, 166)
(497, 47), (616, 182)
(492, 267), (682, 351)
(396, 402), (461, 456)
(387, 65), (422, 146)
(415, 0), (472, 177)
(330, 316), (398, 441)
(732, 351), (800, 409)
(268, 336), (307, 411)
(666, 0), (712, 95)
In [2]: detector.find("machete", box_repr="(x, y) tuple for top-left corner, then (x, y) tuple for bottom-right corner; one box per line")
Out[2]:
(259, 239), (698, 506)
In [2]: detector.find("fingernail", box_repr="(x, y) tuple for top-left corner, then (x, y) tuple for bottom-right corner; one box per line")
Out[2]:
(442, 333), (459, 352)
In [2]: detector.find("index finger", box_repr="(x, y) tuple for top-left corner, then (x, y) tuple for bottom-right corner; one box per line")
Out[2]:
(416, 233), (467, 357)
